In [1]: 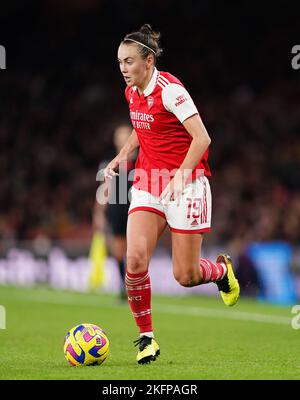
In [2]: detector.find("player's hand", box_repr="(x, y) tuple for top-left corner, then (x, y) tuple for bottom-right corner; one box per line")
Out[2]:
(102, 151), (130, 180)
(103, 159), (120, 180)
(160, 172), (186, 206)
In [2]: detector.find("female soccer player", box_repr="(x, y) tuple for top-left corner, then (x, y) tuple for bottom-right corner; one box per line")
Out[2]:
(103, 24), (240, 364)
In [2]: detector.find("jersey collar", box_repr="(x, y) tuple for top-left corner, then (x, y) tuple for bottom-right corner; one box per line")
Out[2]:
(140, 67), (159, 97)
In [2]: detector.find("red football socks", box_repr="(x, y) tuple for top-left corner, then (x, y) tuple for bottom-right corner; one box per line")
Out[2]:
(199, 258), (227, 283)
(125, 270), (152, 334)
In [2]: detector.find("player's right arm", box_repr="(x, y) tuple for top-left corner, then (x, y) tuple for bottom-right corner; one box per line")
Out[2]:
(103, 129), (139, 180)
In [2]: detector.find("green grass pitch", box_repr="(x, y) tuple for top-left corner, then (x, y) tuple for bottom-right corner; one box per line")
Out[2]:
(0, 285), (299, 380)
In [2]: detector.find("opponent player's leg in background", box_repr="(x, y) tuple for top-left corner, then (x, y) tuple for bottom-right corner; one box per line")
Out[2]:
(126, 210), (167, 364)
(171, 232), (240, 306)
(110, 235), (127, 300)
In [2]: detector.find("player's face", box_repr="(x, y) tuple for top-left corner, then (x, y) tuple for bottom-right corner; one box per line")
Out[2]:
(118, 44), (152, 89)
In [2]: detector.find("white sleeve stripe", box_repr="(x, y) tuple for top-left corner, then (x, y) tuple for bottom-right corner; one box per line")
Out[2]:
(157, 82), (165, 90)
(157, 78), (166, 86)
(159, 75), (170, 85)
(157, 77), (167, 87)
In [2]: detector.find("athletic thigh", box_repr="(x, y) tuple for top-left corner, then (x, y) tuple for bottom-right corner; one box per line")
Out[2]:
(126, 211), (167, 273)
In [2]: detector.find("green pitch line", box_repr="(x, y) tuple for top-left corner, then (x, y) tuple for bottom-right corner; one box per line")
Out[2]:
(0, 285), (299, 380)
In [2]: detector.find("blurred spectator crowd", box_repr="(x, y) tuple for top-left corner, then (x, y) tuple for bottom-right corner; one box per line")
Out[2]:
(0, 2), (299, 250)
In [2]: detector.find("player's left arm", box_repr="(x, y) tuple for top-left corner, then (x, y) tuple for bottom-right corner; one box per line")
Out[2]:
(179, 114), (211, 180)
(160, 82), (211, 203)
(161, 114), (210, 203)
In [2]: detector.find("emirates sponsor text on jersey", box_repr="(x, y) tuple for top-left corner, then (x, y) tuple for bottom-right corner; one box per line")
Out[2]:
(130, 110), (154, 130)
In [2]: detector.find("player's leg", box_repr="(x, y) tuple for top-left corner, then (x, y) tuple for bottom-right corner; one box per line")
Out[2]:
(171, 231), (225, 286)
(171, 232), (239, 305)
(167, 176), (240, 306)
(171, 232), (203, 286)
(106, 204), (128, 299)
(110, 235), (127, 299)
(126, 210), (167, 363)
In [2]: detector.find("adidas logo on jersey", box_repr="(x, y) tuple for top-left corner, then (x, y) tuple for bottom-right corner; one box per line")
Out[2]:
(191, 219), (199, 226)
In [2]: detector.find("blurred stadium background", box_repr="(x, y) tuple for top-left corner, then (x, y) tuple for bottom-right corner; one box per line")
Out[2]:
(0, 0), (300, 305)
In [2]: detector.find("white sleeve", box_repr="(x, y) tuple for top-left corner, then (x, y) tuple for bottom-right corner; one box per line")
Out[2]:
(161, 83), (198, 123)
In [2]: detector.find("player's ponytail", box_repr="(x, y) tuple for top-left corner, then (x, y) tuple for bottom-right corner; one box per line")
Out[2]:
(139, 24), (160, 42)
(122, 24), (163, 62)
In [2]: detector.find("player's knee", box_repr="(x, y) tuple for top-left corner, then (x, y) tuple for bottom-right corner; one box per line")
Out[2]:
(174, 271), (201, 287)
(126, 253), (148, 274)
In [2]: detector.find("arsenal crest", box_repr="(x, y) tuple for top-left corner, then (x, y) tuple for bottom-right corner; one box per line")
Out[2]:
(147, 96), (154, 109)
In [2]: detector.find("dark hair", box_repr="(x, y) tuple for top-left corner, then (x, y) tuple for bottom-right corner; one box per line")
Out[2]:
(122, 24), (163, 63)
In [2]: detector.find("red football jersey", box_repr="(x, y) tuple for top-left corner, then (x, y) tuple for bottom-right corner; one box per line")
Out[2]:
(125, 68), (211, 196)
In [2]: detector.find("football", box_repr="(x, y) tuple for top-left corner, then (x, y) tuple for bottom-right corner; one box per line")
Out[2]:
(64, 323), (109, 366)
